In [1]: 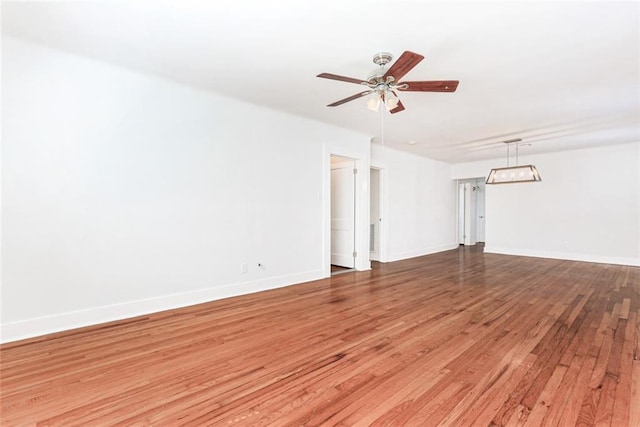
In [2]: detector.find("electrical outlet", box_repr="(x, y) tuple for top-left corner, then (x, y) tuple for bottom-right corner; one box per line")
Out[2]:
(240, 263), (248, 273)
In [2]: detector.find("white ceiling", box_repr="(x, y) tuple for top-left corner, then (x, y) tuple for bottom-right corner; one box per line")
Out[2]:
(2, 1), (639, 163)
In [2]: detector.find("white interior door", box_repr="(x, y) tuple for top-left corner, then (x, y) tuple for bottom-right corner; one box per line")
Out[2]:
(464, 182), (474, 245)
(331, 159), (355, 268)
(462, 182), (477, 246)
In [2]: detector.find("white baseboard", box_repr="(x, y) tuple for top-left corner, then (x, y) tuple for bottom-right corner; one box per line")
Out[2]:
(0, 269), (324, 344)
(387, 243), (459, 263)
(483, 246), (640, 267)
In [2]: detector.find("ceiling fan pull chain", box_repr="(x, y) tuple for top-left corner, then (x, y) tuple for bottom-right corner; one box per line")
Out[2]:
(380, 105), (385, 145)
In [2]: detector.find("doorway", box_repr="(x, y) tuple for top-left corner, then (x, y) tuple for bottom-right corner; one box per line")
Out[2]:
(457, 178), (486, 245)
(330, 155), (356, 273)
(369, 168), (382, 261)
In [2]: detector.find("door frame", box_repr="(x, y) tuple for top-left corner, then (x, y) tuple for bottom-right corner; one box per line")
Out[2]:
(322, 145), (370, 278)
(456, 178), (485, 246)
(369, 163), (388, 263)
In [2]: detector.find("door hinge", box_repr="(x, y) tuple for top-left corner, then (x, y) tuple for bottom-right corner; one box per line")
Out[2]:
(353, 251), (357, 258)
(353, 168), (358, 175)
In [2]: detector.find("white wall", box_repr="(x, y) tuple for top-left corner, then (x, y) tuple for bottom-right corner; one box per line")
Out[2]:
(1, 38), (372, 342)
(452, 142), (640, 266)
(371, 144), (458, 262)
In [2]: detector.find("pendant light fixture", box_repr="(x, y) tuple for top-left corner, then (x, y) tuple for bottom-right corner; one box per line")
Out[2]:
(486, 139), (542, 184)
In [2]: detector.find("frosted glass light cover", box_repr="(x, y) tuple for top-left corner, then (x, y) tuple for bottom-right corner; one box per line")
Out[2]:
(367, 97), (380, 112)
(485, 165), (542, 184)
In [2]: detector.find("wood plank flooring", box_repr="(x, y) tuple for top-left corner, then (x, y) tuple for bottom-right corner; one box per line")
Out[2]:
(1, 246), (638, 426)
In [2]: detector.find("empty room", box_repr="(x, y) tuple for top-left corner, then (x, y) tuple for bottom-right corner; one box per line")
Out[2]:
(1, 1), (639, 426)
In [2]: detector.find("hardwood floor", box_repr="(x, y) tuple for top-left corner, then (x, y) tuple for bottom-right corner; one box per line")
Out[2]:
(1, 246), (638, 426)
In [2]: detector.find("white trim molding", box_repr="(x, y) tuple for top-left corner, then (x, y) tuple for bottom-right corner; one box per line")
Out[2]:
(1, 270), (324, 344)
(484, 246), (640, 267)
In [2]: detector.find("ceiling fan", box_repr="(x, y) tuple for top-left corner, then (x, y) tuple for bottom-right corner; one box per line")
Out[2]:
(317, 51), (459, 114)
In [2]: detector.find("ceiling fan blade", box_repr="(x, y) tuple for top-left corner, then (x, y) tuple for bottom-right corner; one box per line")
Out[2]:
(327, 90), (373, 107)
(398, 80), (459, 92)
(383, 51), (425, 81)
(389, 100), (405, 114)
(317, 73), (369, 85)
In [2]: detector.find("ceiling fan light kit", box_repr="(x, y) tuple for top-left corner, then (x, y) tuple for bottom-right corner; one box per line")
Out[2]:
(486, 139), (542, 185)
(366, 91), (400, 112)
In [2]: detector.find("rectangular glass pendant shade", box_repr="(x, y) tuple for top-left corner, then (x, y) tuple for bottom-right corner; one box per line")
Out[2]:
(485, 165), (542, 184)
